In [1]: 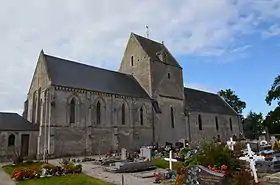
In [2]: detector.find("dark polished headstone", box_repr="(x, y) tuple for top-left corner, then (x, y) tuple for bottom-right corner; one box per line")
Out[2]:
(185, 165), (230, 185)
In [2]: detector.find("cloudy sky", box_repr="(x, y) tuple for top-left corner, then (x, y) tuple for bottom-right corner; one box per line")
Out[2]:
(0, 0), (279, 116)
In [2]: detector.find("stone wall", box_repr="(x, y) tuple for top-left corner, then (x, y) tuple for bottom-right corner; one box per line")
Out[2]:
(26, 51), (51, 124)
(37, 88), (154, 157)
(119, 34), (152, 96)
(0, 131), (38, 162)
(154, 96), (187, 144)
(187, 111), (241, 145)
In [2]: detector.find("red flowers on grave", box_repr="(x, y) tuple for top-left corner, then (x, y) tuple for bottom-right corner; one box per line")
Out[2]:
(12, 169), (36, 181)
(207, 164), (228, 174)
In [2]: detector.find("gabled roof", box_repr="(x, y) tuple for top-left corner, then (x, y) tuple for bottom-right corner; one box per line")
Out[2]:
(132, 33), (182, 68)
(184, 88), (238, 116)
(0, 112), (39, 131)
(43, 54), (150, 99)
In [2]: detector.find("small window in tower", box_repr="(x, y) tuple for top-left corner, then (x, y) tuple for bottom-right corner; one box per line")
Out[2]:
(171, 107), (175, 128)
(167, 73), (170, 79)
(131, 56), (134, 66)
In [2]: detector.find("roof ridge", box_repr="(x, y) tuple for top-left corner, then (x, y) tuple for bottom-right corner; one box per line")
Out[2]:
(184, 87), (218, 96)
(132, 32), (163, 45)
(44, 54), (133, 77)
(0, 112), (18, 114)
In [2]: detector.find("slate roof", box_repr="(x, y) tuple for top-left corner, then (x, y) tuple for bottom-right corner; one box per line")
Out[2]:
(0, 112), (39, 131)
(132, 33), (182, 68)
(43, 54), (150, 99)
(184, 88), (238, 115)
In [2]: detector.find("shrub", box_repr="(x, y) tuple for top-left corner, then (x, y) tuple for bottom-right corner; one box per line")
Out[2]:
(179, 148), (189, 156)
(41, 163), (53, 170)
(272, 141), (280, 151)
(74, 164), (83, 173)
(183, 139), (241, 174)
(24, 160), (34, 164)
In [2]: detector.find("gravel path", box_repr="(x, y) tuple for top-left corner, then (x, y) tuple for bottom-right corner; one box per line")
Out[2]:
(49, 159), (161, 185)
(0, 165), (15, 185)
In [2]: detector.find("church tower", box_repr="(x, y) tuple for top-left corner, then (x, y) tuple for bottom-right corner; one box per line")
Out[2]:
(119, 33), (186, 144)
(119, 33), (184, 99)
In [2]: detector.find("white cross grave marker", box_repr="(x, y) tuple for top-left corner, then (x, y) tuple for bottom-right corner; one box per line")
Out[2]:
(240, 144), (259, 184)
(226, 137), (236, 151)
(164, 150), (178, 170)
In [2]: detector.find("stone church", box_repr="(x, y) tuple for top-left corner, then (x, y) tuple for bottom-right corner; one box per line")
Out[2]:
(22, 33), (242, 157)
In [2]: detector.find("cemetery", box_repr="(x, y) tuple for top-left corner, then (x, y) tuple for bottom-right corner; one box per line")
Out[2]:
(2, 136), (280, 185)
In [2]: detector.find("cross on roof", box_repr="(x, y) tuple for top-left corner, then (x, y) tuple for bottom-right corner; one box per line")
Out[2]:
(164, 150), (178, 170)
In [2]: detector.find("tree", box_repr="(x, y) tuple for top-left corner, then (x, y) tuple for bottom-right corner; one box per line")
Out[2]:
(264, 75), (280, 134)
(243, 111), (264, 139)
(265, 75), (280, 106)
(218, 89), (246, 115)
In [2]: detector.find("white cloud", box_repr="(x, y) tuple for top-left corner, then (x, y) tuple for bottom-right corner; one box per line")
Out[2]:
(1, 0), (280, 113)
(230, 45), (252, 53)
(262, 24), (280, 37)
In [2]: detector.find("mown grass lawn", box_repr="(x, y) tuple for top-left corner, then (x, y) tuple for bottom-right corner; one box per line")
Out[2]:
(14, 174), (114, 185)
(152, 158), (184, 170)
(2, 163), (114, 185)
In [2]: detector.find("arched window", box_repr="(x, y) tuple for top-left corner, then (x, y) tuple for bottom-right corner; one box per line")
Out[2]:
(121, 104), (125, 125)
(37, 99), (42, 124)
(171, 107), (175, 128)
(140, 107), (144, 125)
(229, 118), (233, 131)
(215, 116), (219, 131)
(198, 114), (202, 130)
(96, 101), (101, 124)
(131, 56), (134, 66)
(32, 91), (37, 123)
(69, 98), (75, 123)
(8, 134), (15, 146)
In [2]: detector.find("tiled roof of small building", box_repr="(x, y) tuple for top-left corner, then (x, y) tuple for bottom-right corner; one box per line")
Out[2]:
(0, 112), (39, 131)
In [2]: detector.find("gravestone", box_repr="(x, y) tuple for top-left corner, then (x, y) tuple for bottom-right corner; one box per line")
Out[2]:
(271, 136), (277, 145)
(164, 150), (178, 170)
(242, 144), (259, 184)
(185, 149), (197, 159)
(185, 165), (230, 185)
(121, 148), (127, 160)
(179, 138), (187, 147)
(140, 147), (152, 161)
(226, 137), (236, 151)
(105, 161), (154, 173)
(256, 151), (280, 173)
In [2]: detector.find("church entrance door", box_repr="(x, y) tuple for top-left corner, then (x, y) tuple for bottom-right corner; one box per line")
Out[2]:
(21, 134), (29, 157)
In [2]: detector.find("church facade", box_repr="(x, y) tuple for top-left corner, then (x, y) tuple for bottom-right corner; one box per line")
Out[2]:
(23, 33), (242, 157)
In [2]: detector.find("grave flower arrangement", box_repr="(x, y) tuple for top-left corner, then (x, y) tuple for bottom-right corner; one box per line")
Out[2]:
(13, 169), (36, 181)
(180, 139), (254, 184)
(11, 160), (83, 181)
(207, 164), (228, 174)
